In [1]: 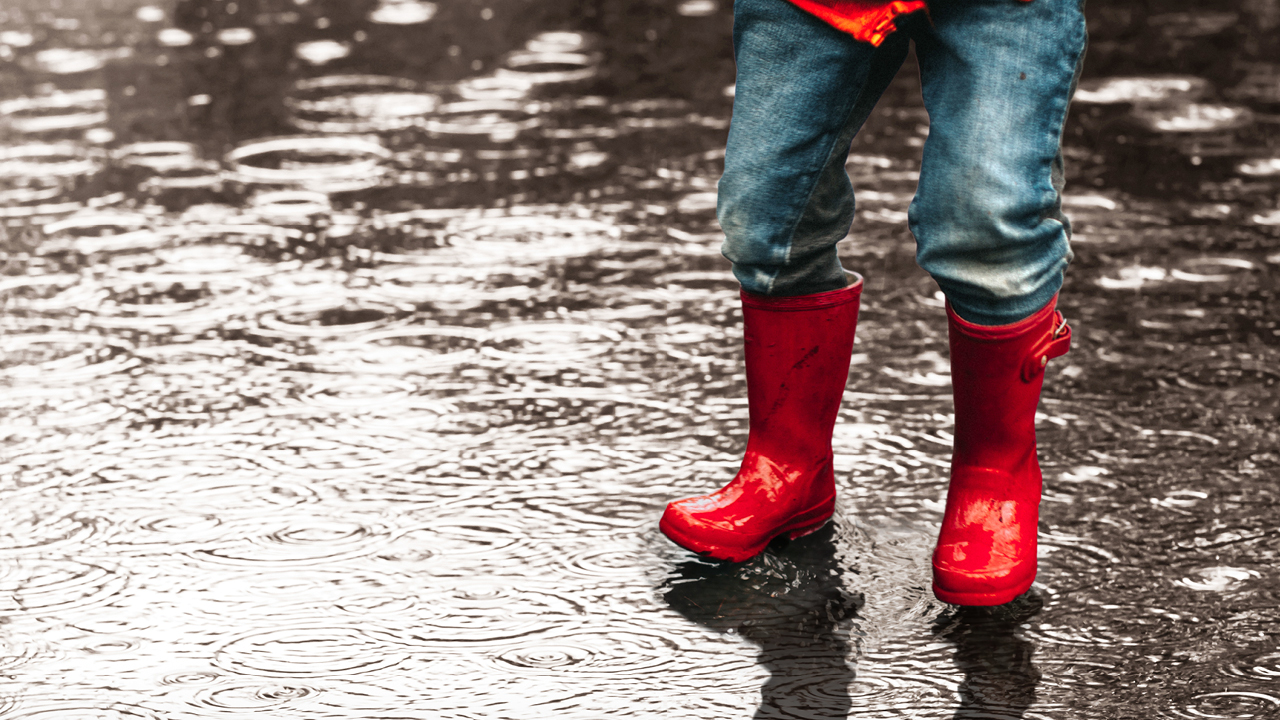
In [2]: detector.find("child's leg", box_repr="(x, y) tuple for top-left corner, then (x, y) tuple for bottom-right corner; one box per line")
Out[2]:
(659, 0), (915, 562)
(907, 0), (1087, 605)
(718, 0), (911, 297)
(910, 0), (1087, 326)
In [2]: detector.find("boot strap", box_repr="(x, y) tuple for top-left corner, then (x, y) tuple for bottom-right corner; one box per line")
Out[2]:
(1020, 312), (1072, 383)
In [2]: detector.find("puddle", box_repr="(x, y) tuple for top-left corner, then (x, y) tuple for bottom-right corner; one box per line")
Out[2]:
(0, 0), (1277, 718)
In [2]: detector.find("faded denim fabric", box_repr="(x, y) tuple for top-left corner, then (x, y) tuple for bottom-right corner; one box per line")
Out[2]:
(718, 0), (1087, 325)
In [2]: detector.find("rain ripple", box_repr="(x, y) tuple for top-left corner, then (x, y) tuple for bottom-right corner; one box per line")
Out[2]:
(187, 516), (397, 568)
(390, 516), (529, 566)
(0, 559), (127, 616)
(0, 633), (52, 673)
(0, 143), (107, 219)
(285, 75), (441, 134)
(481, 320), (624, 364)
(166, 675), (424, 715)
(404, 578), (587, 648)
(193, 682), (320, 710)
(24, 47), (131, 75)
(0, 703), (159, 720)
(312, 325), (484, 375)
(1166, 692), (1280, 720)
(486, 624), (686, 680)
(1021, 600), (1209, 650)
(1175, 566), (1260, 592)
(0, 502), (102, 556)
(213, 623), (411, 677)
(1221, 650), (1280, 682)
(226, 135), (391, 193)
(162, 565), (431, 627)
(0, 89), (108, 134)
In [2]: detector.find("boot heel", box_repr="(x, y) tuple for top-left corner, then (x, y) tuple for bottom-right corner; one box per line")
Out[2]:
(787, 519), (829, 540)
(785, 491), (836, 540)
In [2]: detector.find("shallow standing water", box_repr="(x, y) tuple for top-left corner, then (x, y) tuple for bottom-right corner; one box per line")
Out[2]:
(0, 0), (1278, 717)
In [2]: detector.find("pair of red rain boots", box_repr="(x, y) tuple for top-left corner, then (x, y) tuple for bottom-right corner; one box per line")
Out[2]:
(659, 276), (1071, 606)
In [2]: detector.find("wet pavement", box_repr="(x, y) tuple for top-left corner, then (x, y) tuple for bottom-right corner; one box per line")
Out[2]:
(1, 0), (1279, 717)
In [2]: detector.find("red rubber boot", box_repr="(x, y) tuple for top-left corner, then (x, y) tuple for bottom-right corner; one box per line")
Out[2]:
(660, 275), (863, 562)
(932, 297), (1072, 605)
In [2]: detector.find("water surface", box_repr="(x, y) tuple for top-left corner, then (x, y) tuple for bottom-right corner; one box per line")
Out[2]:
(1, 0), (1278, 717)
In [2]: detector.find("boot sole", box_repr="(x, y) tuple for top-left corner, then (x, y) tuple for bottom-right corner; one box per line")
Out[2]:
(659, 495), (835, 563)
(931, 575), (1035, 607)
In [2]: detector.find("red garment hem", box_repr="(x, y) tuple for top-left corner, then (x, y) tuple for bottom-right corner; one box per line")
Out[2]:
(787, 0), (929, 46)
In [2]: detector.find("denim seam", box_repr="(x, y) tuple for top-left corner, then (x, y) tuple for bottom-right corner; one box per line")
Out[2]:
(1037, 0), (1088, 294)
(767, 76), (869, 295)
(1049, 0), (1089, 241)
(1013, 0), (1089, 322)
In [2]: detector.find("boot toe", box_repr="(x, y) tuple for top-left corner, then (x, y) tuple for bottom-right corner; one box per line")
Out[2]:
(659, 500), (756, 561)
(661, 499), (730, 537)
(931, 542), (1036, 604)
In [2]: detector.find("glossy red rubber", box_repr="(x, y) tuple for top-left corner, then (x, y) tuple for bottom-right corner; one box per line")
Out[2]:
(932, 297), (1071, 606)
(659, 276), (863, 562)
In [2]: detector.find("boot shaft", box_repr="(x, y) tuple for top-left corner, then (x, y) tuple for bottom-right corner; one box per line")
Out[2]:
(740, 278), (862, 460)
(947, 298), (1071, 477)
(658, 277), (863, 562)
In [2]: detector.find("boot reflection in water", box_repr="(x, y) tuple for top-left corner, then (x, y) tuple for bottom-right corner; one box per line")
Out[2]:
(658, 0), (1085, 607)
(931, 591), (1045, 718)
(663, 523), (862, 719)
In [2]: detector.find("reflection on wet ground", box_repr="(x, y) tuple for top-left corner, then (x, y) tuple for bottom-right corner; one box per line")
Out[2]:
(1, 0), (1278, 717)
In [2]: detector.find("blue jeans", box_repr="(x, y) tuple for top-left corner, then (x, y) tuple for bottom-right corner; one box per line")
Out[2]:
(718, 0), (1087, 325)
